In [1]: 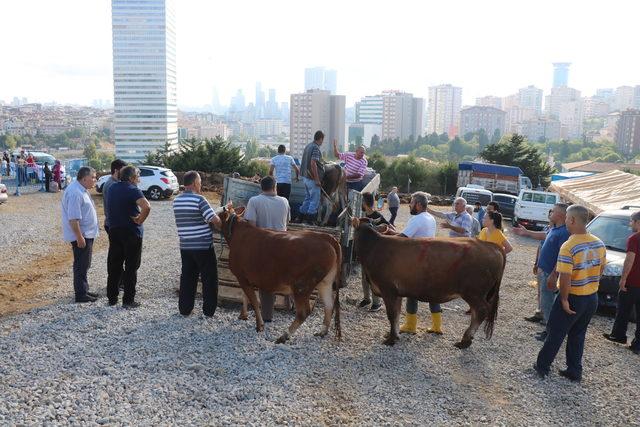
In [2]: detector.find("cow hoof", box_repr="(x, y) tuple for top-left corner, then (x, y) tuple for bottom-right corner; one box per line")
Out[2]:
(383, 335), (398, 346)
(238, 313), (248, 321)
(314, 330), (328, 338)
(275, 335), (288, 344)
(454, 340), (471, 349)
(256, 324), (264, 333)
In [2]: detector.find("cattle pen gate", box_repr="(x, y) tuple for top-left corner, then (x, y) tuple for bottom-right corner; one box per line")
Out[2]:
(215, 174), (381, 307)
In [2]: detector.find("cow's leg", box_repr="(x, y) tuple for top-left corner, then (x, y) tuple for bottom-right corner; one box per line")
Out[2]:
(382, 295), (402, 346)
(239, 293), (249, 320)
(276, 290), (312, 344)
(314, 267), (337, 338)
(239, 281), (264, 332)
(455, 297), (489, 349)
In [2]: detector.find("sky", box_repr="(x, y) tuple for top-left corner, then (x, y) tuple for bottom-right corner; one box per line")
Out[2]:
(1, 0), (639, 109)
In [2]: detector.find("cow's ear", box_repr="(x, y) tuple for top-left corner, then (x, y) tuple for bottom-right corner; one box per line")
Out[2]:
(235, 206), (246, 217)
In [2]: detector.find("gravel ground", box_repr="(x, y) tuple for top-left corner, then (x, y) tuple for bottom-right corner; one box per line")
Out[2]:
(1, 194), (639, 425)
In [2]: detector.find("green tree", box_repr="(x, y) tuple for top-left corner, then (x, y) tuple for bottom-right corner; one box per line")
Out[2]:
(438, 162), (458, 195)
(83, 142), (97, 160)
(3, 135), (17, 150)
(480, 133), (554, 187)
(367, 152), (387, 173)
(244, 140), (259, 161)
(478, 129), (489, 150)
(491, 129), (501, 145)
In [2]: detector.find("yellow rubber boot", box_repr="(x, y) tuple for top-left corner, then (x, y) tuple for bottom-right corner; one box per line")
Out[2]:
(427, 312), (443, 335)
(399, 313), (417, 334)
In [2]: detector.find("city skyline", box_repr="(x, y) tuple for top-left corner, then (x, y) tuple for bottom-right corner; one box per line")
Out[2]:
(2, 0), (640, 109)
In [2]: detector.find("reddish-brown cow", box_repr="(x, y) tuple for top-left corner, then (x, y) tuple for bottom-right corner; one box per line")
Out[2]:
(218, 208), (342, 343)
(353, 218), (505, 348)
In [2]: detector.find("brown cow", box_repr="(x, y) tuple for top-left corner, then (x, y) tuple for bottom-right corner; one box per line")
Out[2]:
(352, 218), (505, 348)
(218, 207), (342, 343)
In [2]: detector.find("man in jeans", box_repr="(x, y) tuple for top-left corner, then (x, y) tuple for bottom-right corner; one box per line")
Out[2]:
(513, 204), (569, 341)
(603, 210), (640, 354)
(387, 187), (400, 225)
(298, 130), (324, 224)
(269, 144), (299, 200)
(173, 171), (221, 317)
(61, 166), (99, 303)
(106, 165), (151, 308)
(534, 205), (606, 382)
(244, 176), (290, 321)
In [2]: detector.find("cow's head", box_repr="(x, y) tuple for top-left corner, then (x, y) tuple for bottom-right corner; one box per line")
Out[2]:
(217, 204), (245, 241)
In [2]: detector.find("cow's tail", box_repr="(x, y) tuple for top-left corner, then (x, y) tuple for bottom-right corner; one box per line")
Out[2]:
(330, 237), (342, 341)
(484, 249), (506, 339)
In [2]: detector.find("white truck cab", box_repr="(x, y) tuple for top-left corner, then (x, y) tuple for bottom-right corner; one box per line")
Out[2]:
(513, 189), (560, 230)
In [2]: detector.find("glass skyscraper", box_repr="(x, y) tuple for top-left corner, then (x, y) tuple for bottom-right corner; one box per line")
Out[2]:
(112, 0), (177, 163)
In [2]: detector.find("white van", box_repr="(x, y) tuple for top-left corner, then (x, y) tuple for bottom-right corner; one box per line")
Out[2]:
(456, 185), (493, 206)
(514, 189), (560, 230)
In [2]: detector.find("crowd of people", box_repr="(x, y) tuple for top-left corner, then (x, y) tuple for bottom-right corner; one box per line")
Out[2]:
(58, 131), (639, 385)
(1, 149), (63, 190)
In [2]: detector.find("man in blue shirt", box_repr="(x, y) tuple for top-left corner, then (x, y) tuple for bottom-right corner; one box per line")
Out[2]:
(269, 144), (300, 201)
(61, 166), (99, 303)
(105, 165), (151, 308)
(513, 203), (570, 340)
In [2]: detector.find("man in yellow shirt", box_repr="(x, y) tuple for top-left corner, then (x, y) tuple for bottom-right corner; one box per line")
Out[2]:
(534, 205), (606, 382)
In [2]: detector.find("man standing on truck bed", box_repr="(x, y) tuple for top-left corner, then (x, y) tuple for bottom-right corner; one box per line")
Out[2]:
(269, 144), (299, 201)
(332, 139), (368, 192)
(298, 130), (325, 225)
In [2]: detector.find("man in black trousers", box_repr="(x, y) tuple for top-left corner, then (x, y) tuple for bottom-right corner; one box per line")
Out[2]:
(105, 165), (151, 308)
(172, 171), (221, 317)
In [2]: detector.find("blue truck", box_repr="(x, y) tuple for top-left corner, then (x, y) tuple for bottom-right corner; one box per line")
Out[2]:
(458, 161), (533, 195)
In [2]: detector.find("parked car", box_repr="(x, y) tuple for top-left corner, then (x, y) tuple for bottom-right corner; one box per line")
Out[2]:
(513, 189), (560, 230)
(0, 183), (7, 204)
(586, 206), (637, 311)
(96, 165), (179, 200)
(456, 185), (493, 206)
(492, 193), (518, 219)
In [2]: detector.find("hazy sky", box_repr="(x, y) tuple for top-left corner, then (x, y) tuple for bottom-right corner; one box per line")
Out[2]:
(1, 0), (639, 108)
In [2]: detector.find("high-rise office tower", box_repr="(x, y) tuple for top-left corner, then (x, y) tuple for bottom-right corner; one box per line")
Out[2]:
(304, 67), (337, 94)
(112, 0), (177, 162)
(380, 91), (423, 141)
(616, 109), (640, 154)
(290, 90), (345, 158)
(427, 84), (462, 136)
(518, 85), (543, 115)
(255, 82), (265, 117)
(552, 63), (571, 88)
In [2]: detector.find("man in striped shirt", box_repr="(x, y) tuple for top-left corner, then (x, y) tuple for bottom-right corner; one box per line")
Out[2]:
(534, 205), (606, 382)
(332, 139), (368, 192)
(173, 171), (221, 317)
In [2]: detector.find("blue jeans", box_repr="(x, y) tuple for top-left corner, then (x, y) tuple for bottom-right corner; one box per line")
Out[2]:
(347, 181), (364, 192)
(300, 177), (321, 215)
(536, 293), (598, 379)
(538, 270), (557, 325)
(406, 298), (441, 314)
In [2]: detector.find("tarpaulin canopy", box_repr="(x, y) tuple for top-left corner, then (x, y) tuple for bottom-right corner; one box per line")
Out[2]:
(548, 170), (640, 215)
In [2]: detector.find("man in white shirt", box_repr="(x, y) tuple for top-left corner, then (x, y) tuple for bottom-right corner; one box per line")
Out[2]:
(269, 145), (300, 200)
(387, 192), (443, 335)
(61, 167), (99, 303)
(244, 176), (291, 321)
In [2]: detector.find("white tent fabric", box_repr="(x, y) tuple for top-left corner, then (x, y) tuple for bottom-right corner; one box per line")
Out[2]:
(548, 170), (640, 215)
